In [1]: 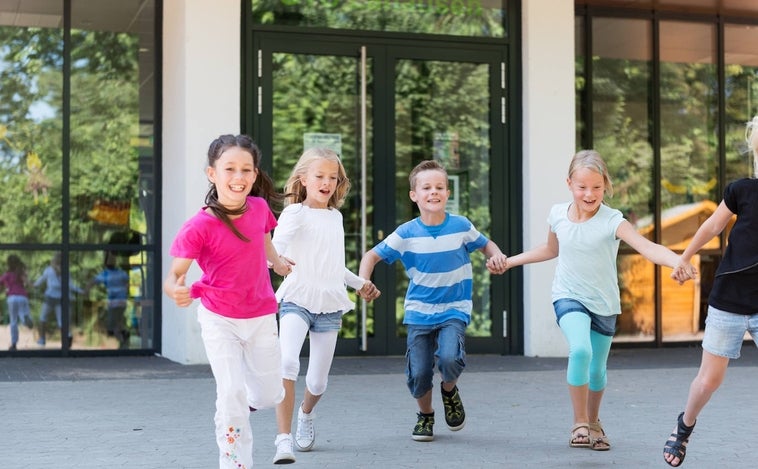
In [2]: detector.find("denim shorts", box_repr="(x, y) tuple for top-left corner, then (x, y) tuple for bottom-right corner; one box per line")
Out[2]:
(701, 305), (758, 359)
(279, 302), (342, 333)
(553, 298), (617, 337)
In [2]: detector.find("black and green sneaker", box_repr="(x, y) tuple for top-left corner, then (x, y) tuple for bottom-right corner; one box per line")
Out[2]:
(441, 384), (466, 431)
(412, 412), (435, 441)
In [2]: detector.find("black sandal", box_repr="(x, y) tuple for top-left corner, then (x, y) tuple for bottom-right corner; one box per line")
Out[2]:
(663, 412), (696, 467)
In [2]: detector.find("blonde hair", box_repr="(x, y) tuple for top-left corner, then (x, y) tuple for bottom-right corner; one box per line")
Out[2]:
(284, 148), (350, 208)
(746, 116), (758, 178)
(568, 149), (614, 198)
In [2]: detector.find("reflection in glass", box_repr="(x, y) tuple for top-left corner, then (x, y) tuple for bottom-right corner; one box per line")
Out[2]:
(270, 52), (373, 340)
(0, 0), (157, 354)
(0, 1), (63, 244)
(0, 250), (80, 351)
(394, 59), (491, 338)
(659, 20), (717, 342)
(589, 18), (654, 341)
(71, 249), (152, 350)
(725, 24), (758, 182)
(70, 1), (155, 246)
(251, 0), (506, 38)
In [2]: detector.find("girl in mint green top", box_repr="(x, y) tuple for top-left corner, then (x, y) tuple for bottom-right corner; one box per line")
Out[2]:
(505, 150), (692, 452)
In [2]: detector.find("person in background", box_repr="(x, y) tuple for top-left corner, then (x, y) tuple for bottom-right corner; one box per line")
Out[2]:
(34, 252), (83, 347)
(0, 254), (33, 350)
(87, 251), (130, 349)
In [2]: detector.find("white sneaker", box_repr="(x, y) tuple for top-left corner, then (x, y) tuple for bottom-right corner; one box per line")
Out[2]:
(273, 433), (296, 464)
(294, 406), (315, 451)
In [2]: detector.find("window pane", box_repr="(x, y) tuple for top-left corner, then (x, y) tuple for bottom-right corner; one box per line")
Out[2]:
(269, 52), (373, 340)
(0, 1), (63, 243)
(725, 24), (758, 181)
(69, 0), (156, 246)
(71, 249), (153, 350)
(251, 0), (506, 38)
(590, 17), (654, 342)
(660, 20), (717, 342)
(394, 59), (492, 338)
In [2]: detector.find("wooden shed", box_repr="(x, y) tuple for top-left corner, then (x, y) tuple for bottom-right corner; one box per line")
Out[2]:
(617, 200), (734, 338)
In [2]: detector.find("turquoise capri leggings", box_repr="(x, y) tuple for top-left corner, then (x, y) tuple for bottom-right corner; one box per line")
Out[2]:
(553, 298), (616, 391)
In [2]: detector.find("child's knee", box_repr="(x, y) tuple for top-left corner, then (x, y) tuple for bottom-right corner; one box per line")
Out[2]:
(406, 365), (434, 398)
(280, 354), (300, 381)
(305, 374), (328, 396)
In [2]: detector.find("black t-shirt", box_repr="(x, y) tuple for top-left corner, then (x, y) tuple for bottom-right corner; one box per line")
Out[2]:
(708, 178), (758, 314)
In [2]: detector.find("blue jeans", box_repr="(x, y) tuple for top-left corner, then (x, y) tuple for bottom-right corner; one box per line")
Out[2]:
(405, 319), (466, 399)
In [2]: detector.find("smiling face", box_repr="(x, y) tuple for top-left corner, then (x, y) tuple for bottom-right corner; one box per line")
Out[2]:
(301, 157), (340, 209)
(567, 167), (606, 219)
(206, 146), (258, 210)
(410, 168), (449, 218)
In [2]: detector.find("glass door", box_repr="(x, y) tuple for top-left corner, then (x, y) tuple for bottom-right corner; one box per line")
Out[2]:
(251, 33), (510, 355)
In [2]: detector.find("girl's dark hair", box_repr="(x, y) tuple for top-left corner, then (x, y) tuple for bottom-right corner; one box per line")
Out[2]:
(205, 134), (284, 241)
(7, 254), (24, 274)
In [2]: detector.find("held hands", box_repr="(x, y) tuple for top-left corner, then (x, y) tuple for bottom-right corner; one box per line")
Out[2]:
(671, 259), (698, 285)
(486, 253), (508, 275)
(272, 255), (295, 277)
(357, 280), (381, 302)
(170, 274), (193, 307)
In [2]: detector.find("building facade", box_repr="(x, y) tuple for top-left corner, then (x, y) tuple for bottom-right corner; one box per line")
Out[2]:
(1, 0), (756, 363)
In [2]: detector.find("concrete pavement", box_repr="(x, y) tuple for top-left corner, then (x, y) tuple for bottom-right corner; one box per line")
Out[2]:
(1, 347), (757, 468)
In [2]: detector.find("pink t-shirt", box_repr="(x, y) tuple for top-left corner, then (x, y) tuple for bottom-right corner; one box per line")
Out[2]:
(169, 196), (278, 319)
(0, 271), (28, 297)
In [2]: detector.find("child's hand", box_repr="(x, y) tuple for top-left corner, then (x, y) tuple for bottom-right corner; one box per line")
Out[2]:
(357, 280), (381, 301)
(170, 274), (193, 307)
(272, 256), (294, 277)
(486, 253), (508, 275)
(671, 260), (698, 285)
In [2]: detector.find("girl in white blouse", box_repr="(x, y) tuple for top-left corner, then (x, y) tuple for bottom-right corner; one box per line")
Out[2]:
(271, 148), (379, 464)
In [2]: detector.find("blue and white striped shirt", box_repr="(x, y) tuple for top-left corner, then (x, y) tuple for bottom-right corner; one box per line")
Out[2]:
(373, 213), (488, 325)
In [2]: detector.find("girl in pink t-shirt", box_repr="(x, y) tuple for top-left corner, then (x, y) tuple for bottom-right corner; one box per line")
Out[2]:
(164, 134), (291, 469)
(0, 254), (33, 350)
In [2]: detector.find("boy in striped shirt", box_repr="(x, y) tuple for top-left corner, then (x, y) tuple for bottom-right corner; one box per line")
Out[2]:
(359, 160), (507, 441)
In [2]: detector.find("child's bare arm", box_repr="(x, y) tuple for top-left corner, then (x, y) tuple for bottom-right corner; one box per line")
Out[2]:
(505, 229), (559, 270)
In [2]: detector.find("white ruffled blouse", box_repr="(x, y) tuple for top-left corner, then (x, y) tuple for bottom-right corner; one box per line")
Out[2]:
(272, 203), (365, 314)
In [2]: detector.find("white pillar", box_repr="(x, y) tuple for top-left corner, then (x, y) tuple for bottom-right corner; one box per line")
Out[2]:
(521, 0), (576, 357)
(161, 0), (241, 364)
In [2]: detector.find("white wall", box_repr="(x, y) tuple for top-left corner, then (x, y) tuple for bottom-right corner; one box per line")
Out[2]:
(161, 0), (242, 364)
(521, 0), (576, 357)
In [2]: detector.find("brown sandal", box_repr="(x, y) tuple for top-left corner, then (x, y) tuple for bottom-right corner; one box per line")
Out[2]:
(589, 420), (611, 451)
(569, 423), (590, 448)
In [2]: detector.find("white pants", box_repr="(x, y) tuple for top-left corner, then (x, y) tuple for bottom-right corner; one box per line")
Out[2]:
(197, 305), (284, 469)
(279, 312), (338, 396)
